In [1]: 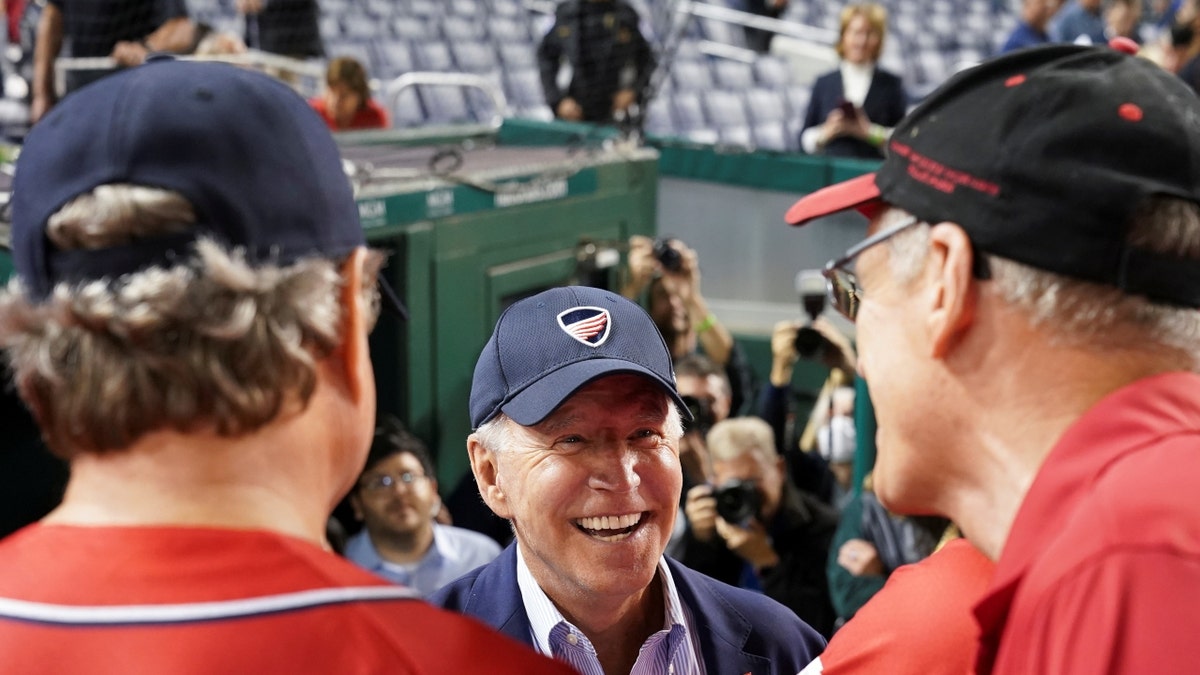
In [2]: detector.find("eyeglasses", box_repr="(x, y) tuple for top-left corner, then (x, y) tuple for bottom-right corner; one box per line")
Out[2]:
(821, 216), (991, 321)
(359, 472), (429, 493)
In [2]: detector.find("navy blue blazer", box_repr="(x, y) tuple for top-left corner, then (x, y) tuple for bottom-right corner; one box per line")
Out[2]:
(801, 67), (907, 159)
(430, 544), (826, 675)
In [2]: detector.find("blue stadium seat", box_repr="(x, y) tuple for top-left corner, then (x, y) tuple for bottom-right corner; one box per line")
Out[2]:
(743, 88), (788, 125)
(363, 0), (397, 18)
(374, 41), (414, 79)
(786, 86), (811, 120)
(420, 86), (473, 124)
(671, 91), (708, 133)
(489, 17), (532, 44)
(498, 43), (537, 69)
(712, 60), (754, 90)
(441, 16), (486, 41)
(406, 0), (443, 17)
(388, 88), (427, 128)
(671, 60), (714, 91)
(643, 97), (675, 136)
(753, 123), (789, 152)
(392, 16), (433, 41)
(505, 68), (546, 109)
(341, 13), (381, 41)
(753, 55), (791, 88)
(452, 42), (499, 73)
(489, 0), (523, 16)
(702, 89), (749, 129)
(412, 41), (456, 71)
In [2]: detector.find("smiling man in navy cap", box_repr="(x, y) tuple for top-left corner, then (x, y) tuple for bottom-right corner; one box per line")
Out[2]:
(786, 44), (1200, 674)
(432, 285), (825, 674)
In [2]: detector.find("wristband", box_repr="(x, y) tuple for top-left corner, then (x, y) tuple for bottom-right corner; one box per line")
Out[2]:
(868, 124), (887, 147)
(694, 313), (717, 334)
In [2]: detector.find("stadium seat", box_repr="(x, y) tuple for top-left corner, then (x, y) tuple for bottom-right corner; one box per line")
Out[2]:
(374, 41), (415, 78)
(742, 88), (788, 125)
(752, 55), (791, 88)
(712, 60), (754, 91)
(499, 43), (537, 69)
(420, 86), (473, 124)
(702, 89), (750, 129)
(671, 91), (708, 133)
(441, 15), (486, 41)
(412, 41), (456, 71)
(505, 68), (547, 110)
(451, 42), (499, 74)
(392, 16), (433, 41)
(388, 88), (427, 128)
(753, 123), (789, 152)
(325, 41), (375, 73)
(341, 13), (381, 41)
(671, 60), (714, 92)
(643, 97), (675, 136)
(489, 17), (533, 44)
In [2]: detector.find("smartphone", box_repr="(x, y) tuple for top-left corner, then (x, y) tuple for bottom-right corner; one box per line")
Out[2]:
(837, 100), (858, 117)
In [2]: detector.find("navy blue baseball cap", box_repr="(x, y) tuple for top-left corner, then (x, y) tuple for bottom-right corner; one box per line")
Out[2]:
(469, 286), (692, 429)
(11, 57), (405, 316)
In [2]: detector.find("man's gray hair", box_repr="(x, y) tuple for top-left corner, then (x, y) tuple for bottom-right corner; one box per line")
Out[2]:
(0, 184), (383, 457)
(884, 197), (1200, 367)
(706, 416), (778, 463)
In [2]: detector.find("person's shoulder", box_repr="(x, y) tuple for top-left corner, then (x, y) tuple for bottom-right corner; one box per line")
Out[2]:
(427, 551), (506, 610)
(812, 70), (841, 88)
(873, 67), (904, 87)
(441, 524), (503, 554)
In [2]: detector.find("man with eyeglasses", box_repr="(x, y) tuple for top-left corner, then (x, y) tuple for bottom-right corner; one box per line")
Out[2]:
(345, 416), (501, 596)
(785, 44), (1200, 674)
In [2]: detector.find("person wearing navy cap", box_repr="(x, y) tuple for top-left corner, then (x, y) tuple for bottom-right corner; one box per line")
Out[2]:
(785, 43), (1200, 674)
(0, 59), (572, 675)
(431, 285), (826, 674)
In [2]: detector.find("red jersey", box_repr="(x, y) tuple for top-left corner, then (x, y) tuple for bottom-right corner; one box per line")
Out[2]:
(308, 97), (391, 131)
(975, 372), (1200, 675)
(0, 524), (573, 675)
(801, 539), (994, 675)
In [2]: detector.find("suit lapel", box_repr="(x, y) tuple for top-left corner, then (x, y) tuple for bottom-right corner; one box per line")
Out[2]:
(465, 544), (534, 645)
(667, 558), (773, 675)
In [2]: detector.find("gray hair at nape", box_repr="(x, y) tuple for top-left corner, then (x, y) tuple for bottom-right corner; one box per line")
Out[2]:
(0, 184), (384, 458)
(881, 197), (1200, 369)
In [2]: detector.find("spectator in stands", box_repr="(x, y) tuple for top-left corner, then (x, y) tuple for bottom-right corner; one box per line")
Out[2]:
(786, 43), (1200, 674)
(621, 235), (757, 417)
(235, 0), (322, 59)
(1103, 0), (1143, 42)
(190, 21), (247, 56)
(815, 386), (857, 509)
(432, 285), (826, 673)
(744, 0), (788, 53)
(799, 536), (995, 675)
(537, 0), (656, 124)
(800, 2), (906, 160)
(344, 415), (502, 596)
(31, 0), (193, 122)
(757, 317), (853, 506)
(310, 56), (390, 131)
(673, 353), (731, 490)
(1048, 0), (1107, 43)
(679, 416), (840, 637)
(0, 59), (570, 675)
(826, 480), (947, 624)
(1000, 0), (1062, 52)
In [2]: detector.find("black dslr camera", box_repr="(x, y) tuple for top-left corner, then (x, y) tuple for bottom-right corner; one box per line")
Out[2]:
(794, 269), (831, 360)
(680, 394), (716, 437)
(713, 478), (761, 525)
(653, 237), (683, 272)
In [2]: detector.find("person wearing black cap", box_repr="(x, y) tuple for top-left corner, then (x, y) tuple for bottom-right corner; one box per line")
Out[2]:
(786, 43), (1200, 674)
(431, 285), (825, 674)
(0, 59), (572, 675)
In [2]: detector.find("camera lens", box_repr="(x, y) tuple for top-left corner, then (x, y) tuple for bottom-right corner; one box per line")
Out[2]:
(794, 326), (827, 360)
(653, 238), (683, 272)
(713, 479), (761, 524)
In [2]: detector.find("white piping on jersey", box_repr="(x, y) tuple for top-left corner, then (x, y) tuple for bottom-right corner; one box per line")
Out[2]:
(0, 585), (421, 626)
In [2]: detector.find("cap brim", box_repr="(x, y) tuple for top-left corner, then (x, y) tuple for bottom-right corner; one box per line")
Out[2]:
(785, 173), (882, 226)
(501, 359), (692, 428)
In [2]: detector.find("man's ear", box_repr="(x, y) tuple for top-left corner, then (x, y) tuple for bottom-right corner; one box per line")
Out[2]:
(467, 434), (512, 519)
(334, 247), (371, 402)
(925, 223), (979, 359)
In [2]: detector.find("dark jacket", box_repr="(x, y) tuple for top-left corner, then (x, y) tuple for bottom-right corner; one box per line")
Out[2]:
(677, 480), (840, 637)
(431, 544), (825, 674)
(536, 0), (656, 122)
(801, 66), (907, 159)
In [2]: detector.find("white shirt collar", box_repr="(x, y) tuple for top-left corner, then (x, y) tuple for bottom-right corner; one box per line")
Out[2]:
(516, 543), (703, 673)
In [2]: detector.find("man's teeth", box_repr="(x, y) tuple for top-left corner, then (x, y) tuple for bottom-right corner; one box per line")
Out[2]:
(576, 513), (642, 532)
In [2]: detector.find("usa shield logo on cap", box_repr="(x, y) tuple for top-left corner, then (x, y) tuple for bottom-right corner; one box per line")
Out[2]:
(557, 306), (611, 347)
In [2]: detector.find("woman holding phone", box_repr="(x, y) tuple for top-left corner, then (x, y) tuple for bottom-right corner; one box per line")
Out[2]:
(800, 3), (908, 159)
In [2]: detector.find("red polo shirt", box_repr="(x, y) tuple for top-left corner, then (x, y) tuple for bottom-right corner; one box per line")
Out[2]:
(309, 97), (391, 131)
(975, 372), (1200, 674)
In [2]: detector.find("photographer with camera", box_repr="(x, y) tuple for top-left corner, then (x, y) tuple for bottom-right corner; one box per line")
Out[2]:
(621, 234), (756, 416)
(678, 417), (840, 637)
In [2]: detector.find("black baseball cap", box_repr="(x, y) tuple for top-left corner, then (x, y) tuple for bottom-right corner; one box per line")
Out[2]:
(11, 57), (405, 317)
(469, 286), (691, 429)
(785, 44), (1200, 308)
